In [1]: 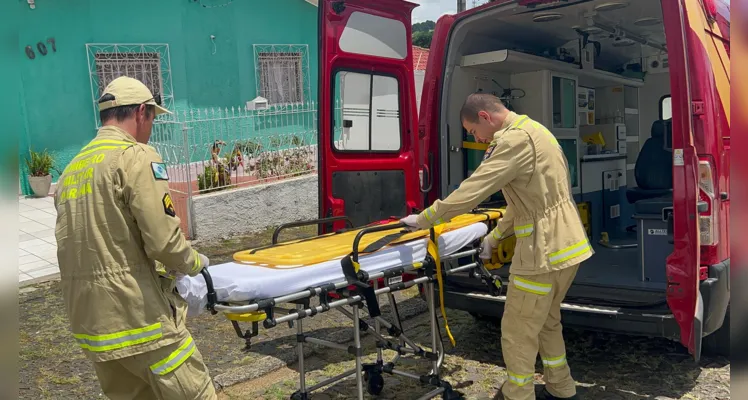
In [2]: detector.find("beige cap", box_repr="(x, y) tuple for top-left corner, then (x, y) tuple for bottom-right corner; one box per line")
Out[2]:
(97, 76), (171, 115)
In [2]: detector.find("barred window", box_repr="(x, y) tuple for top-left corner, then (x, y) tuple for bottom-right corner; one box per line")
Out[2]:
(86, 44), (174, 128)
(93, 52), (163, 101)
(257, 52), (304, 105)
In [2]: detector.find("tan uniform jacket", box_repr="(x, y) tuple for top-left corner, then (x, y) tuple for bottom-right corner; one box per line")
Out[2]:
(54, 126), (203, 362)
(416, 112), (593, 275)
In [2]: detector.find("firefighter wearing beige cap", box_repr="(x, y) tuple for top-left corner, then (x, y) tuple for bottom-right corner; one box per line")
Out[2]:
(400, 93), (592, 400)
(54, 76), (217, 399)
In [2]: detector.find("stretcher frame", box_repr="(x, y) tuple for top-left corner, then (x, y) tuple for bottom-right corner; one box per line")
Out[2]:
(199, 213), (505, 400)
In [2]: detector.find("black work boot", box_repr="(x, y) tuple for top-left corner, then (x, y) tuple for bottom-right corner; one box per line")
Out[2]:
(539, 387), (579, 400)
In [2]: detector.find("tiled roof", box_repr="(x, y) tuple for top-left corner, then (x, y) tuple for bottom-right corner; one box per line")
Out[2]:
(413, 46), (430, 70)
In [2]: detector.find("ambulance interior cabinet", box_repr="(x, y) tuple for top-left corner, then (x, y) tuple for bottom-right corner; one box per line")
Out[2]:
(558, 138), (579, 190)
(552, 75), (577, 130)
(510, 70), (580, 194)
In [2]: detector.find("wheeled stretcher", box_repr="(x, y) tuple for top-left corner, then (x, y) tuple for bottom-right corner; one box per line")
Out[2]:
(176, 209), (507, 400)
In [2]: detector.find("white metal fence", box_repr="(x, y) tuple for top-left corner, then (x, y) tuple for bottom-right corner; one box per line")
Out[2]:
(150, 101), (341, 238)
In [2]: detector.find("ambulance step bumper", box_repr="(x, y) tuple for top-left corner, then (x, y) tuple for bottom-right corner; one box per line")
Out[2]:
(458, 291), (623, 315)
(442, 290), (682, 341)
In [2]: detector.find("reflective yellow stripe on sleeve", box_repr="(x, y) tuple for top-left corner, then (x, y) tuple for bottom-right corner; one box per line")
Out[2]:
(73, 323), (163, 352)
(514, 224), (534, 238)
(491, 228), (502, 241)
(150, 337), (196, 376)
(541, 354), (567, 368)
(513, 276), (552, 296)
(422, 206), (445, 225)
(549, 239), (592, 265)
(507, 370), (534, 386)
(191, 250), (202, 274)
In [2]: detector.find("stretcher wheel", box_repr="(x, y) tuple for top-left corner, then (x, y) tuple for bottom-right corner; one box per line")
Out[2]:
(364, 371), (384, 396)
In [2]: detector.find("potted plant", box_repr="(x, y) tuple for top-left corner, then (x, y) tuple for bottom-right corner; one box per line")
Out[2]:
(25, 149), (58, 197)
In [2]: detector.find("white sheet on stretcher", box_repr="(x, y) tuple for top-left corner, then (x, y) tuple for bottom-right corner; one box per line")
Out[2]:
(176, 222), (487, 316)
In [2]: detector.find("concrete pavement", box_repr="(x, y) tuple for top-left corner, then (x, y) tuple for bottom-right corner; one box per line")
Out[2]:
(18, 196), (59, 286)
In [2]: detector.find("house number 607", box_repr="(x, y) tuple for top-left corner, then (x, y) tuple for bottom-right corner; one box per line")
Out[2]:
(25, 38), (56, 59)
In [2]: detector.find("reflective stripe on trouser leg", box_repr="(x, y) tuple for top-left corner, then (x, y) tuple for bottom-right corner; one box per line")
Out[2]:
(501, 273), (556, 400)
(113, 336), (218, 400)
(150, 337), (196, 375)
(506, 371), (534, 387)
(538, 266), (579, 398)
(541, 354), (567, 368)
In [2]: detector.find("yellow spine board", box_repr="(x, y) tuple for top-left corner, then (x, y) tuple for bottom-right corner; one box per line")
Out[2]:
(233, 210), (502, 268)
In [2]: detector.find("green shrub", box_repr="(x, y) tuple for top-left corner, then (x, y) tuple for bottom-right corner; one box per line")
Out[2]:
(25, 149), (57, 177)
(197, 165), (231, 193)
(235, 140), (262, 157)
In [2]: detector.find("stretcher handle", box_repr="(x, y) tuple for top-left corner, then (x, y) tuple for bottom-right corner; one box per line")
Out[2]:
(272, 216), (353, 244)
(200, 268), (218, 315)
(352, 222), (407, 263)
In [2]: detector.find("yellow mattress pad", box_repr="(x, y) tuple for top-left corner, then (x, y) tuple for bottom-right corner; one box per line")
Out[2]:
(233, 210), (503, 269)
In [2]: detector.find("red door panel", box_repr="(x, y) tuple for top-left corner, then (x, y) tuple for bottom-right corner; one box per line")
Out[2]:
(661, 0), (703, 357)
(318, 0), (421, 232)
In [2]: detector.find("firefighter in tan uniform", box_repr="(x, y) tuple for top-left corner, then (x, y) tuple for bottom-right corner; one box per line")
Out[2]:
(401, 93), (592, 400)
(54, 76), (217, 400)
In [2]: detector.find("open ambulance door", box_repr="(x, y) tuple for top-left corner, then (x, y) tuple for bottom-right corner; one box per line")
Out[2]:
(317, 0), (422, 233)
(662, 0), (730, 360)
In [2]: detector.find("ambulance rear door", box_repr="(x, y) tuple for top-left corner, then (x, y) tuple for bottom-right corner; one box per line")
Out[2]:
(662, 0), (730, 360)
(317, 0), (422, 232)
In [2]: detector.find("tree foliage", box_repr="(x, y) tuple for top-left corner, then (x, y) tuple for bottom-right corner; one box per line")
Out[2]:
(413, 20), (436, 33)
(412, 20), (435, 48)
(413, 31), (433, 48)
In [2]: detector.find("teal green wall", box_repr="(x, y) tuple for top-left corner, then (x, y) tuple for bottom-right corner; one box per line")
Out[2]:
(12, 0), (318, 195)
(1, 2), (22, 196)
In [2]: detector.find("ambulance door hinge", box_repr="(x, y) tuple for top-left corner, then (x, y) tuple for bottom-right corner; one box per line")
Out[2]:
(692, 101), (705, 116)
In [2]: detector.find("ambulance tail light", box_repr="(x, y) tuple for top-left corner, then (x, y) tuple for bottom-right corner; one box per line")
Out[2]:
(698, 159), (718, 246)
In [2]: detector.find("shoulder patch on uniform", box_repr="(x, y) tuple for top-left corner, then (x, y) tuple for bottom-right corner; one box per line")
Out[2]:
(151, 162), (169, 181)
(483, 143), (497, 160)
(162, 193), (176, 217)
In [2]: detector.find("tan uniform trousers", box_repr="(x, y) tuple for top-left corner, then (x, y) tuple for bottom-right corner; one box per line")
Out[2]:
(92, 336), (217, 400)
(501, 265), (579, 400)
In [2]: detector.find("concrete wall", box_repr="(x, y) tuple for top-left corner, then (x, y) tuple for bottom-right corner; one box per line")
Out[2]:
(192, 174), (318, 240)
(13, 0), (318, 195)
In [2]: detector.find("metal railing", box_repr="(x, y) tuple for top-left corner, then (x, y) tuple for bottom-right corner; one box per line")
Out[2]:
(150, 101), (340, 238)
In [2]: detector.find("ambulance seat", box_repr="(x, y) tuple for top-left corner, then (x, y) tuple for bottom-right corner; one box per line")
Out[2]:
(626, 119), (673, 204)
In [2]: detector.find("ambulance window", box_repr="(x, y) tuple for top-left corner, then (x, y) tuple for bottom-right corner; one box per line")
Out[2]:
(660, 95), (672, 120)
(338, 12), (408, 60)
(333, 70), (401, 152)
